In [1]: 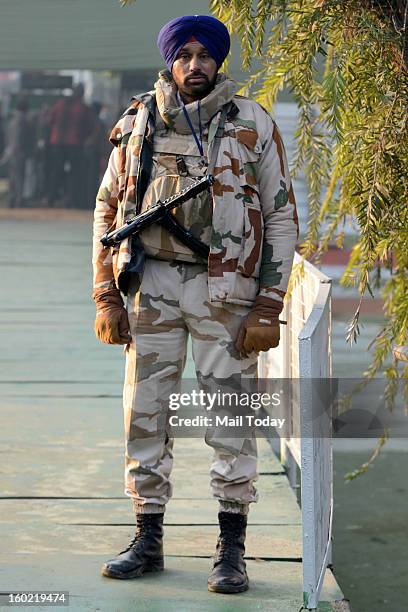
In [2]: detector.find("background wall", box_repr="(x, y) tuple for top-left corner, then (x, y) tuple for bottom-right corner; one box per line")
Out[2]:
(0, 0), (247, 78)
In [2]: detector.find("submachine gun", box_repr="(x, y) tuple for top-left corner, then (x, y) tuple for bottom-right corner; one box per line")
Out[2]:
(100, 174), (214, 259)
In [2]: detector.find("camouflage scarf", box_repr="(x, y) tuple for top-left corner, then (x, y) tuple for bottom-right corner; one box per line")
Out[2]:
(154, 70), (237, 135)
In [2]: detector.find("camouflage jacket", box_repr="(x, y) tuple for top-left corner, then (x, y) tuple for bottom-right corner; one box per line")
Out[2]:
(92, 88), (299, 309)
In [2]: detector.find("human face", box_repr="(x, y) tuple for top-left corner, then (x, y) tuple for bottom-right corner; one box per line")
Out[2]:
(171, 41), (218, 103)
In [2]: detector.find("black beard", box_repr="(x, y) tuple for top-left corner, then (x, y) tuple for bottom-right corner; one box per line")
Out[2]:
(178, 74), (217, 102)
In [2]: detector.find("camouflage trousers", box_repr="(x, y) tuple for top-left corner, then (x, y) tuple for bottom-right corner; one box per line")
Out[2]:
(123, 257), (259, 514)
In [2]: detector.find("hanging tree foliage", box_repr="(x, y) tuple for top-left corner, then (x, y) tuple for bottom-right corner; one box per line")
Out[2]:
(121, 0), (407, 426)
(209, 0), (407, 387)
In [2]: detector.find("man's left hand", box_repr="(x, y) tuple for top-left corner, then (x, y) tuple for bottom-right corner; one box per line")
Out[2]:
(235, 296), (282, 357)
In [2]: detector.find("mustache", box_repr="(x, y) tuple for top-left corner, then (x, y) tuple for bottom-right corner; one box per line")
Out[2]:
(185, 73), (209, 82)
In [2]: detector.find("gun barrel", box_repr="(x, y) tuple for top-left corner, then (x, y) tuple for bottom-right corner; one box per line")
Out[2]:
(100, 174), (214, 248)
(101, 207), (164, 247)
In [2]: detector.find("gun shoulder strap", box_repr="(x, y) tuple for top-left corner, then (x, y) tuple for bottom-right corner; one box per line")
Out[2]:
(135, 94), (156, 214)
(158, 212), (209, 260)
(158, 102), (232, 259)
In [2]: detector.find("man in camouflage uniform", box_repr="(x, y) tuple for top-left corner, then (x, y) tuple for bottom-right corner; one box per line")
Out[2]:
(92, 15), (298, 594)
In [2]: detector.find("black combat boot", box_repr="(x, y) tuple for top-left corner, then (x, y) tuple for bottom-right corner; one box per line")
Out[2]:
(101, 513), (164, 579)
(207, 512), (249, 593)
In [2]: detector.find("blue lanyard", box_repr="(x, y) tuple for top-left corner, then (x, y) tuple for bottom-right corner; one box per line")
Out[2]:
(181, 99), (204, 158)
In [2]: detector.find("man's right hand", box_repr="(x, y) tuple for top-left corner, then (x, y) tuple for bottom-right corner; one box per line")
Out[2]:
(93, 288), (132, 345)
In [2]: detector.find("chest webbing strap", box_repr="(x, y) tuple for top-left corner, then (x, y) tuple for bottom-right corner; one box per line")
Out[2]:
(157, 102), (231, 259)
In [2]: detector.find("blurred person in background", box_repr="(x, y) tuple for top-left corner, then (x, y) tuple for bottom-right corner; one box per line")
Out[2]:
(0, 100), (5, 162)
(85, 101), (110, 208)
(47, 84), (94, 208)
(0, 96), (35, 208)
(33, 101), (51, 204)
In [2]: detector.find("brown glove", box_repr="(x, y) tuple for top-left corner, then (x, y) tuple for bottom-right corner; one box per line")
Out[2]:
(235, 296), (284, 357)
(93, 288), (132, 345)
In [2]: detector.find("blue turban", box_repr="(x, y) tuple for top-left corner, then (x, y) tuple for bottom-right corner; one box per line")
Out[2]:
(157, 15), (230, 70)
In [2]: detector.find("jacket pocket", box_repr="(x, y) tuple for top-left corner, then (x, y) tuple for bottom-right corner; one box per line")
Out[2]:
(234, 135), (264, 279)
(237, 197), (264, 278)
(236, 130), (262, 190)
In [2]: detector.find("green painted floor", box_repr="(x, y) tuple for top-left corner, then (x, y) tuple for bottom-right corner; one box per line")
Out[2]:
(0, 214), (347, 611)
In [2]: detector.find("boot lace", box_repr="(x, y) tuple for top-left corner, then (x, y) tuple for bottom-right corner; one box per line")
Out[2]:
(214, 531), (244, 568)
(119, 516), (158, 554)
(118, 532), (145, 555)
